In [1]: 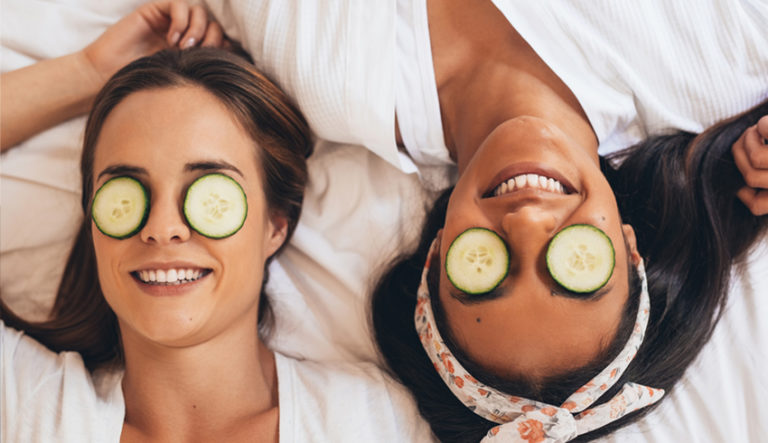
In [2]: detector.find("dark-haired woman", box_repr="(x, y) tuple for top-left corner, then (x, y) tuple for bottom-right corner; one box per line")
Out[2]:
(371, 99), (768, 441)
(0, 6), (433, 443)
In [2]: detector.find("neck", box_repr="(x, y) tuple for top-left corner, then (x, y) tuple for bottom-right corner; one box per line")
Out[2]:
(119, 315), (278, 442)
(428, 0), (598, 173)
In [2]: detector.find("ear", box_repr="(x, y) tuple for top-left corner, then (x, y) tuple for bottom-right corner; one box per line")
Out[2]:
(264, 213), (289, 257)
(621, 224), (641, 266)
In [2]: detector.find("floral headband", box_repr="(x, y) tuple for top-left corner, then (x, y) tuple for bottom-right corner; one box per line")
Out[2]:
(414, 239), (664, 442)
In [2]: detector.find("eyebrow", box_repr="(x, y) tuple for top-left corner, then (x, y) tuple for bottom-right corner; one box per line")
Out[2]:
(449, 286), (505, 305)
(551, 282), (615, 302)
(97, 164), (148, 181)
(184, 160), (244, 178)
(96, 160), (244, 181)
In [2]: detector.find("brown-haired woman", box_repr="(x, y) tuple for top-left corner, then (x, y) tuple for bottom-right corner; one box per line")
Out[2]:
(0, 11), (433, 443)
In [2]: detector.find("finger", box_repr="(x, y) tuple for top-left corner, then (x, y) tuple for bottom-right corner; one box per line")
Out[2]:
(744, 123), (768, 169)
(163, 1), (191, 46)
(733, 131), (768, 188)
(200, 21), (224, 48)
(733, 132), (751, 179)
(179, 5), (209, 49)
(756, 115), (768, 140)
(737, 186), (768, 216)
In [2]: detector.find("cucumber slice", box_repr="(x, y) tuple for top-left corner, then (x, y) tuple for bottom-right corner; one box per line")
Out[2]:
(91, 176), (149, 239)
(445, 228), (510, 294)
(546, 224), (615, 293)
(184, 173), (247, 239)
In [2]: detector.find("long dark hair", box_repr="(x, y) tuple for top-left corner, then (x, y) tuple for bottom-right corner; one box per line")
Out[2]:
(372, 100), (768, 441)
(0, 48), (313, 370)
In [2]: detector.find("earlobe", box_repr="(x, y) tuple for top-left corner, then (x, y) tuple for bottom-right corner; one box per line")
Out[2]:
(621, 224), (641, 266)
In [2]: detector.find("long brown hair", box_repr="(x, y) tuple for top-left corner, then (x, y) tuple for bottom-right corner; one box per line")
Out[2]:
(1, 48), (312, 370)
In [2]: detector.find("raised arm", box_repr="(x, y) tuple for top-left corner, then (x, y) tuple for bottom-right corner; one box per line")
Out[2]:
(0, 0), (225, 152)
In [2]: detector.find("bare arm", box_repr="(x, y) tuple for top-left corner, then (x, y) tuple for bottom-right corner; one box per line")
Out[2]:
(0, 0), (225, 152)
(0, 53), (103, 151)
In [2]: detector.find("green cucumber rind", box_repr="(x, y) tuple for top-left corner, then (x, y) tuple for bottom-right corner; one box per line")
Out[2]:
(445, 227), (510, 295)
(183, 173), (248, 239)
(91, 176), (149, 240)
(546, 224), (615, 293)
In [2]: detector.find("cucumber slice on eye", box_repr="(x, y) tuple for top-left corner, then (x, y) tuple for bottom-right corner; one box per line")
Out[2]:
(445, 228), (510, 295)
(546, 224), (615, 293)
(183, 173), (247, 239)
(91, 176), (149, 239)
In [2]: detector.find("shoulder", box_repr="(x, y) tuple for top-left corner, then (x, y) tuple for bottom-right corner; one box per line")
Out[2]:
(276, 353), (436, 443)
(1, 322), (124, 442)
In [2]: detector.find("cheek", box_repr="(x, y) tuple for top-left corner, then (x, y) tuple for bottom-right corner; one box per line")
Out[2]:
(218, 223), (268, 285)
(92, 231), (129, 281)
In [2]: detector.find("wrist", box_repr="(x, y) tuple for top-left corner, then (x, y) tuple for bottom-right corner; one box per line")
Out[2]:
(76, 48), (110, 93)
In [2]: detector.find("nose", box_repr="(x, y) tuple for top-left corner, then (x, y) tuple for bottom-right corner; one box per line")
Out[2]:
(500, 206), (558, 265)
(139, 191), (191, 245)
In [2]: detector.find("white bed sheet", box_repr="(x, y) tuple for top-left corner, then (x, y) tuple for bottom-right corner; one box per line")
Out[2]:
(1, 1), (765, 441)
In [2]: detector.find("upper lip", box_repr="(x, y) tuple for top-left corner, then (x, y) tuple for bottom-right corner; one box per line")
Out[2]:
(483, 162), (577, 197)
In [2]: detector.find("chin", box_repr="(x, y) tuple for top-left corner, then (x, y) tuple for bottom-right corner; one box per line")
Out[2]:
(124, 309), (211, 348)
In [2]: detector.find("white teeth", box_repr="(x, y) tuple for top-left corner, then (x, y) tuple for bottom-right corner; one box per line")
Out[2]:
(135, 267), (206, 285)
(492, 173), (567, 197)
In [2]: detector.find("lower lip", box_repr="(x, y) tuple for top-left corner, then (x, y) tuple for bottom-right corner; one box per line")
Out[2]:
(131, 273), (209, 296)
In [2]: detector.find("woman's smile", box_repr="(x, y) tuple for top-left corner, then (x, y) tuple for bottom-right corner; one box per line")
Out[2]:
(130, 261), (213, 296)
(486, 162), (577, 198)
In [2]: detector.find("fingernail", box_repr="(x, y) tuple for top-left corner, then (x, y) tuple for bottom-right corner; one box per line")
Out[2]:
(170, 32), (181, 45)
(182, 37), (196, 49)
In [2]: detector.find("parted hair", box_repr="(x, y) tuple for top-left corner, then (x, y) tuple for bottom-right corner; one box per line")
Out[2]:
(1, 48), (313, 370)
(372, 99), (768, 442)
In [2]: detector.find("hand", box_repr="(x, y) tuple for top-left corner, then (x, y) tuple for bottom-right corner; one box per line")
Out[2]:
(81, 0), (226, 84)
(733, 115), (768, 215)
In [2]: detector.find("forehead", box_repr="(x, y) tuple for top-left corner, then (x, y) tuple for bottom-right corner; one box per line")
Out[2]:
(92, 85), (258, 176)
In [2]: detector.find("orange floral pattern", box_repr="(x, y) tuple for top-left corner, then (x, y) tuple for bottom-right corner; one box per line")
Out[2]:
(517, 419), (545, 443)
(414, 240), (665, 442)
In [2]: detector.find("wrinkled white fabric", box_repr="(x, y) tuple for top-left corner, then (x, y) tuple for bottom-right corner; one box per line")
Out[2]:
(0, 321), (435, 442)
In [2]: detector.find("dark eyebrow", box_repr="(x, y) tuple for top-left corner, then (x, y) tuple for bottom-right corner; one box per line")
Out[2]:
(97, 165), (148, 181)
(551, 282), (614, 302)
(185, 160), (244, 178)
(449, 285), (506, 305)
